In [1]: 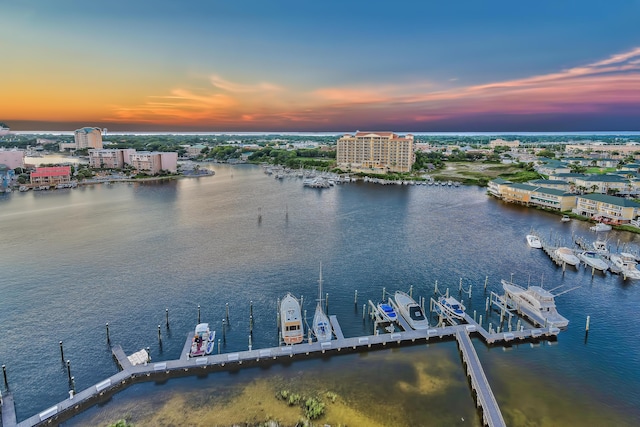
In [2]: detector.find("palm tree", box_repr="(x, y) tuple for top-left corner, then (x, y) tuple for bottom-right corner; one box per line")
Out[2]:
(590, 184), (599, 194)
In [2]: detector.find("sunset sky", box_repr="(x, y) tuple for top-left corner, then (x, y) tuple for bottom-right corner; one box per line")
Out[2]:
(3, 1), (640, 132)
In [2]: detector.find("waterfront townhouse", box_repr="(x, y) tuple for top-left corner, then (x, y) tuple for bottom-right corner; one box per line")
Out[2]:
(487, 177), (511, 198)
(548, 173), (587, 184)
(529, 179), (571, 192)
(30, 166), (71, 186)
(573, 174), (628, 194)
(574, 194), (640, 223)
(530, 187), (576, 211)
(129, 151), (178, 174)
(501, 183), (537, 205)
(336, 131), (414, 173)
(89, 149), (136, 169)
(535, 160), (570, 176)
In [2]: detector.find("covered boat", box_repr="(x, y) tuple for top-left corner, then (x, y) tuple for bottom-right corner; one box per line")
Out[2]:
(554, 247), (580, 266)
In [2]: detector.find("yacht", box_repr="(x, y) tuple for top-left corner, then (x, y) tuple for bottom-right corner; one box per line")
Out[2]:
(436, 296), (466, 320)
(609, 253), (640, 279)
(280, 293), (304, 344)
(554, 247), (580, 266)
(394, 291), (428, 330)
(312, 264), (332, 342)
(501, 279), (569, 328)
(577, 251), (609, 271)
(592, 239), (609, 256)
(590, 222), (612, 232)
(526, 234), (542, 249)
(561, 215), (571, 222)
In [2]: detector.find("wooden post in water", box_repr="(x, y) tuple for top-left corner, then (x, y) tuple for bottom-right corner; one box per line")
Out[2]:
(409, 285), (413, 298)
(106, 323), (110, 343)
(479, 315), (483, 327)
(166, 308), (169, 328)
(354, 290), (358, 305)
(222, 319), (226, 342)
(157, 325), (162, 343)
(250, 300), (253, 317)
(218, 339), (221, 354)
(198, 305), (201, 324)
(485, 297), (489, 312)
(325, 292), (329, 312)
(585, 315), (590, 331)
(66, 360), (72, 381)
(362, 304), (366, 320)
(59, 341), (65, 362)
(434, 280), (438, 295)
(473, 310), (477, 322)
(382, 287), (386, 300)
(225, 303), (229, 321)
(459, 277), (462, 293)
(250, 315), (253, 334)
(445, 288), (449, 298)
(248, 335), (252, 351)
(70, 376), (76, 393)
(2, 364), (7, 388)
(484, 275), (488, 291)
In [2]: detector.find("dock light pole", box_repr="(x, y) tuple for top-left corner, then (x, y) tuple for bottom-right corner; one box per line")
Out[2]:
(59, 341), (65, 362)
(106, 323), (110, 343)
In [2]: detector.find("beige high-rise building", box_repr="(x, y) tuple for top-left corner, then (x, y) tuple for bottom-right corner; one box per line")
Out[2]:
(74, 127), (103, 150)
(337, 131), (414, 173)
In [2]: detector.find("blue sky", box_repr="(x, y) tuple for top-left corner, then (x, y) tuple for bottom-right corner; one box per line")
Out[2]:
(3, 0), (640, 131)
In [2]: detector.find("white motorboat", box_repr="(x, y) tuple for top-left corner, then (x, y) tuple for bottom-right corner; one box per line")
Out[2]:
(377, 302), (398, 323)
(554, 247), (580, 266)
(592, 239), (609, 256)
(501, 279), (569, 328)
(312, 264), (332, 342)
(590, 222), (612, 232)
(280, 293), (304, 344)
(577, 251), (609, 271)
(561, 215), (571, 222)
(394, 291), (428, 330)
(189, 323), (216, 357)
(526, 234), (542, 249)
(436, 296), (466, 320)
(609, 253), (640, 279)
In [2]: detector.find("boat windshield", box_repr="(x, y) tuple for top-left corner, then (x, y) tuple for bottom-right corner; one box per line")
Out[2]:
(410, 306), (425, 320)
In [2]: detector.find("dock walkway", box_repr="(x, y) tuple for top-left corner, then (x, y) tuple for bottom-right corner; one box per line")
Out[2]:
(6, 313), (560, 427)
(456, 330), (506, 427)
(1, 392), (17, 427)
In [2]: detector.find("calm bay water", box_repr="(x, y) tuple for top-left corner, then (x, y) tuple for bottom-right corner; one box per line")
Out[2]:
(1, 164), (640, 425)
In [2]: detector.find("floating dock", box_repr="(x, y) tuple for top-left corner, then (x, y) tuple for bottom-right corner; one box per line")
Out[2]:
(2, 309), (561, 427)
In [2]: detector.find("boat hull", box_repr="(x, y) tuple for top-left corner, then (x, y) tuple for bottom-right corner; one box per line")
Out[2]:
(281, 293), (304, 344)
(394, 291), (428, 329)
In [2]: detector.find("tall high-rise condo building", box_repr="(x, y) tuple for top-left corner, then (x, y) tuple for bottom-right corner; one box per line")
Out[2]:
(74, 127), (103, 150)
(337, 131), (414, 173)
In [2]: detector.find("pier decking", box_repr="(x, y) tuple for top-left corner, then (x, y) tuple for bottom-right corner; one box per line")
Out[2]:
(2, 311), (560, 427)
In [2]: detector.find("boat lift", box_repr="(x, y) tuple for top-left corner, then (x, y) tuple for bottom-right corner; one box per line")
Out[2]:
(429, 297), (460, 327)
(367, 300), (396, 334)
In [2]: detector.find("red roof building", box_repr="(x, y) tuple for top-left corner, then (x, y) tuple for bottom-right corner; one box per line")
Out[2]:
(30, 166), (71, 186)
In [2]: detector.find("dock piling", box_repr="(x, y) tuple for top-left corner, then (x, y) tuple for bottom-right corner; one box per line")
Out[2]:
(2, 364), (7, 388)
(434, 280), (438, 295)
(198, 305), (201, 323)
(585, 315), (590, 331)
(218, 339), (221, 354)
(66, 360), (72, 381)
(382, 287), (386, 300)
(106, 323), (110, 343)
(165, 308), (169, 328)
(479, 315), (483, 327)
(248, 335), (252, 351)
(250, 300), (253, 317)
(362, 304), (366, 320)
(222, 319), (226, 342)
(158, 325), (162, 343)
(59, 341), (65, 362)
(250, 315), (253, 334)
(409, 285), (413, 298)
(226, 303), (229, 321)
(354, 290), (358, 305)
(484, 275), (488, 291)
(473, 310), (477, 322)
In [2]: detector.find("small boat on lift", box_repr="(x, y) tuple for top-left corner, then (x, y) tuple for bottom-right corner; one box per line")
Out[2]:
(377, 302), (398, 323)
(609, 253), (640, 279)
(189, 323), (215, 357)
(436, 296), (466, 320)
(577, 251), (609, 271)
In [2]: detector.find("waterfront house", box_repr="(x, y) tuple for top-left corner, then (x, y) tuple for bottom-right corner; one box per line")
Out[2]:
(529, 179), (571, 192)
(501, 183), (538, 205)
(530, 187), (576, 211)
(574, 194), (640, 223)
(574, 174), (628, 195)
(548, 173), (588, 184)
(536, 160), (571, 176)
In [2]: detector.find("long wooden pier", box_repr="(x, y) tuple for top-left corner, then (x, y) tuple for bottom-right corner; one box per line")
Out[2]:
(2, 313), (560, 427)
